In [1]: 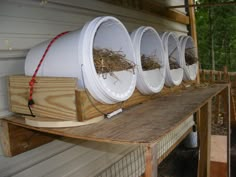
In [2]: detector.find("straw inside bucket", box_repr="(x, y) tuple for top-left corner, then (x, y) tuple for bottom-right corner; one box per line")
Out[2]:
(93, 48), (135, 78)
(185, 47), (198, 65)
(141, 54), (161, 71)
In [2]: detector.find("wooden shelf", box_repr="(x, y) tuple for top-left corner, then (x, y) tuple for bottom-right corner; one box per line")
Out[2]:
(1, 84), (229, 177)
(3, 84), (227, 145)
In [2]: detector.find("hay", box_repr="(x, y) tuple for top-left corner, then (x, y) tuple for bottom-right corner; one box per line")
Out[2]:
(93, 48), (135, 76)
(169, 47), (180, 69)
(141, 55), (161, 71)
(185, 47), (198, 65)
(169, 56), (180, 69)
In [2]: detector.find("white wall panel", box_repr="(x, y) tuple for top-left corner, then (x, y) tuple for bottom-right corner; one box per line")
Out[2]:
(0, 0), (187, 175)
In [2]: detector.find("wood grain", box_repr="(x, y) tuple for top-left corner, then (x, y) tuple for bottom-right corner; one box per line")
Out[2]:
(0, 119), (54, 157)
(198, 101), (212, 177)
(141, 0), (190, 25)
(77, 81), (195, 121)
(144, 144), (158, 177)
(9, 76), (195, 122)
(9, 76), (78, 121)
(4, 84), (227, 145)
(210, 161), (227, 177)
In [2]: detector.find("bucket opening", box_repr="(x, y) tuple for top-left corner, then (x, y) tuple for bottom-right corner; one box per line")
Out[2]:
(93, 48), (135, 77)
(168, 35), (180, 70)
(140, 29), (165, 89)
(140, 29), (163, 71)
(91, 18), (136, 98)
(185, 38), (198, 66)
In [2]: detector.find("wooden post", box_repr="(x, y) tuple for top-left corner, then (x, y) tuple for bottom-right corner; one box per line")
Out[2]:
(198, 100), (212, 177)
(210, 70), (215, 82)
(144, 144), (158, 177)
(188, 0), (199, 84)
(223, 66), (229, 82)
(223, 85), (231, 177)
(222, 87), (230, 126)
(202, 70), (206, 82)
(0, 120), (54, 157)
(215, 95), (220, 123)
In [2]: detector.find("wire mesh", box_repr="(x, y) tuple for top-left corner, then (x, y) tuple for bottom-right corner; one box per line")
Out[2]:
(95, 115), (194, 177)
(95, 145), (145, 177)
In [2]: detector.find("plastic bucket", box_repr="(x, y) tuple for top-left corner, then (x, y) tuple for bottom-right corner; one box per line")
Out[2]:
(184, 131), (198, 148)
(25, 16), (137, 104)
(179, 35), (198, 81)
(130, 26), (166, 94)
(161, 32), (183, 87)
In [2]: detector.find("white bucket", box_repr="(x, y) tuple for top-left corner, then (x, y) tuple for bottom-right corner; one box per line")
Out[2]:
(130, 27), (166, 94)
(184, 131), (198, 148)
(161, 32), (183, 87)
(25, 16), (137, 104)
(179, 35), (198, 81)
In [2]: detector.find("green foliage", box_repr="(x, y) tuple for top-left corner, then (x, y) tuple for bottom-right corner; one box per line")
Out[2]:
(196, 0), (236, 71)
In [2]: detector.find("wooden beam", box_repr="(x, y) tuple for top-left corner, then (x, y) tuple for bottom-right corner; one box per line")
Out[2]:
(188, 0), (199, 84)
(144, 144), (158, 177)
(198, 101), (212, 177)
(0, 119), (54, 157)
(167, 2), (236, 9)
(226, 86), (231, 177)
(140, 0), (190, 25)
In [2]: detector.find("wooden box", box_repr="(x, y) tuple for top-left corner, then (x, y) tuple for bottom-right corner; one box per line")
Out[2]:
(8, 75), (193, 122)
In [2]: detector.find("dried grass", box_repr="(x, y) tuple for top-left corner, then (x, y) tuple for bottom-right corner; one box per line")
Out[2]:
(169, 56), (180, 69)
(169, 47), (180, 69)
(185, 47), (198, 65)
(141, 54), (161, 71)
(93, 48), (135, 76)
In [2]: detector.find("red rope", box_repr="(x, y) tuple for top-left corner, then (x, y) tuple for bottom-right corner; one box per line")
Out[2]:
(28, 31), (70, 107)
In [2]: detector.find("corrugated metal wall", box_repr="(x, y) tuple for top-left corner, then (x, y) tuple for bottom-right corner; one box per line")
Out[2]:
(0, 0), (187, 175)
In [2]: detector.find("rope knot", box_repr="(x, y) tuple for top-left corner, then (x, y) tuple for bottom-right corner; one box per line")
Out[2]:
(29, 79), (36, 87)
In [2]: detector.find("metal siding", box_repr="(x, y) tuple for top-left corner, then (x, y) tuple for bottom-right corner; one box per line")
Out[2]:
(0, 0), (188, 175)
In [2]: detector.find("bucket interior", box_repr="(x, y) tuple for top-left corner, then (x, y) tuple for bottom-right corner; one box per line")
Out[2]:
(185, 38), (197, 65)
(185, 38), (198, 80)
(140, 29), (164, 89)
(168, 34), (180, 69)
(92, 19), (135, 95)
(167, 34), (183, 83)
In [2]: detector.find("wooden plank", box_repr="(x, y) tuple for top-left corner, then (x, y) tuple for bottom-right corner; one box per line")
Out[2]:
(141, 0), (190, 25)
(188, 0), (199, 84)
(210, 161), (227, 177)
(215, 94), (220, 123)
(144, 144), (158, 177)
(231, 92), (236, 121)
(198, 101), (212, 177)
(8, 76), (78, 121)
(9, 76), (195, 122)
(4, 84), (227, 145)
(0, 119), (54, 157)
(211, 135), (227, 163)
(76, 84), (188, 121)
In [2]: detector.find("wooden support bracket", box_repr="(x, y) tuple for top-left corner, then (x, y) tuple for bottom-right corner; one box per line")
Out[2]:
(0, 119), (54, 157)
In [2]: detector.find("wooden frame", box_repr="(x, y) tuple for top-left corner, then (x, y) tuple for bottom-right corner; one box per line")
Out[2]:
(1, 84), (229, 177)
(8, 75), (195, 123)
